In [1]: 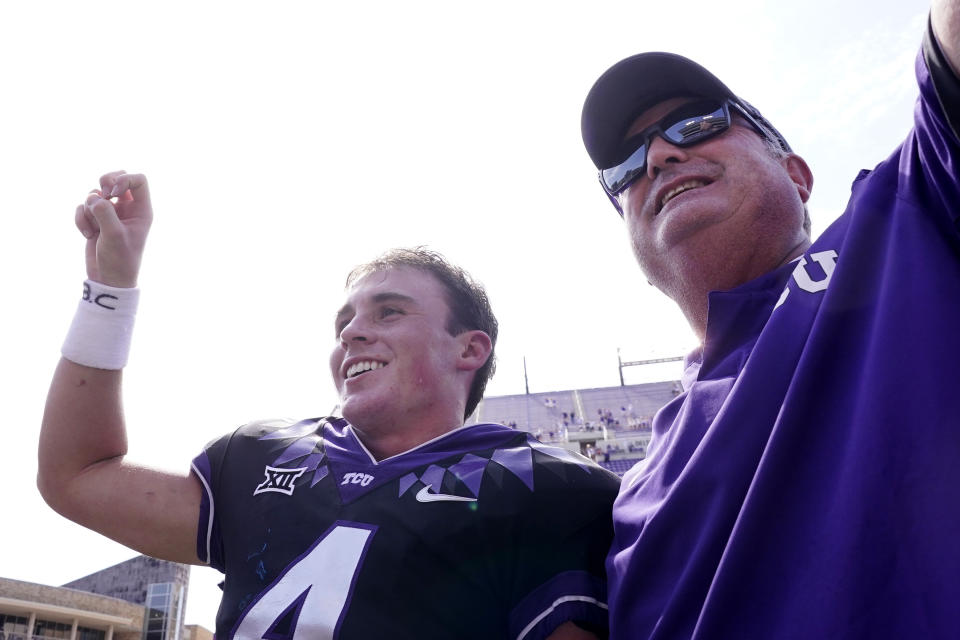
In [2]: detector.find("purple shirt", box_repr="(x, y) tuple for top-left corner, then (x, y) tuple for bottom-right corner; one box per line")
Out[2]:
(608, 30), (960, 640)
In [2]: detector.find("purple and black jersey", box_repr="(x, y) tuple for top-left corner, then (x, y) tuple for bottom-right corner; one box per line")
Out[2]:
(192, 418), (619, 639)
(608, 25), (960, 640)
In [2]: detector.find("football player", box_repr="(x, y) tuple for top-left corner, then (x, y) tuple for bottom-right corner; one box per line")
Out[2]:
(39, 174), (620, 639)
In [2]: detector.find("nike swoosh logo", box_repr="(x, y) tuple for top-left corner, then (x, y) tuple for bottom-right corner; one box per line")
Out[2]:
(415, 484), (477, 503)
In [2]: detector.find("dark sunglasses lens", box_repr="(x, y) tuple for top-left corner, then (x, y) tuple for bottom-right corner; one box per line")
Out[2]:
(600, 100), (730, 196)
(602, 142), (648, 194)
(662, 101), (729, 145)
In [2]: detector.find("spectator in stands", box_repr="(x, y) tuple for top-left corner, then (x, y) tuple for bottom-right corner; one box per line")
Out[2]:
(580, 3), (960, 637)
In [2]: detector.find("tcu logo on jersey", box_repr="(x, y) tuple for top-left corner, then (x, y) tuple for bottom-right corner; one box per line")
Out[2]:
(775, 250), (839, 310)
(341, 472), (374, 487)
(254, 465), (308, 496)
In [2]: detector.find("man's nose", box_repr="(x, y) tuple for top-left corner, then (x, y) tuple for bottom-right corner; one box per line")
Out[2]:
(646, 135), (691, 179)
(339, 316), (374, 345)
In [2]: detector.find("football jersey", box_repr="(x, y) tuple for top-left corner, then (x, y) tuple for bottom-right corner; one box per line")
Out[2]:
(607, 25), (960, 640)
(192, 418), (620, 640)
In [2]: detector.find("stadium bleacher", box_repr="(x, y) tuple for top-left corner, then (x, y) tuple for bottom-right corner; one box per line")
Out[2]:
(579, 381), (678, 430)
(468, 381), (679, 476)
(598, 457), (644, 475)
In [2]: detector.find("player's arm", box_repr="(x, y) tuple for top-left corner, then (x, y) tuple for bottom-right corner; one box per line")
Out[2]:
(38, 171), (203, 565)
(546, 621), (600, 640)
(932, 0), (960, 78)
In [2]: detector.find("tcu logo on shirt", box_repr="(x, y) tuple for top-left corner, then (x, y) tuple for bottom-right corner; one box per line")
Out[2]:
(341, 472), (374, 487)
(775, 250), (839, 309)
(792, 250), (838, 293)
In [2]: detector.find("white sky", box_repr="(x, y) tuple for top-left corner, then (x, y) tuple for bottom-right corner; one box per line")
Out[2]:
(1, 0), (930, 632)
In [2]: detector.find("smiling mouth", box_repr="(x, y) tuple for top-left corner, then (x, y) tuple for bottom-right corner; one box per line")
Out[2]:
(346, 360), (387, 379)
(658, 179), (710, 213)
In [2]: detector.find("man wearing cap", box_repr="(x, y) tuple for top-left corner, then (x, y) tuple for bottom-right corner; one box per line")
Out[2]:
(581, 2), (960, 638)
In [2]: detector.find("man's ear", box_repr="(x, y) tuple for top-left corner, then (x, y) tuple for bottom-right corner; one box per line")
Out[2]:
(784, 153), (814, 203)
(456, 330), (493, 372)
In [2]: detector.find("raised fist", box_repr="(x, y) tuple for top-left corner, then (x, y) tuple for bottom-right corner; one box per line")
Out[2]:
(75, 171), (153, 288)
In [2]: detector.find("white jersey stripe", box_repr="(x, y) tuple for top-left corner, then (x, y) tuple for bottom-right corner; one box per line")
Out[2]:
(515, 595), (608, 640)
(190, 460), (216, 565)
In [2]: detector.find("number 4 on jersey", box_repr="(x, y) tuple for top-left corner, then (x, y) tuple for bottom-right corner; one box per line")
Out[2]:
(231, 523), (377, 640)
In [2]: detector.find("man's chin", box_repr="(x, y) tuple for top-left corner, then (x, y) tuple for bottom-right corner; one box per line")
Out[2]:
(340, 396), (381, 427)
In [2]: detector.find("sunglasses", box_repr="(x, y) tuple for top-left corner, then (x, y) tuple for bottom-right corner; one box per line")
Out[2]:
(599, 98), (775, 205)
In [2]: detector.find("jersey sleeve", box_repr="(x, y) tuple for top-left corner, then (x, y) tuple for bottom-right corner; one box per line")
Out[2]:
(189, 418), (317, 573)
(191, 431), (233, 571)
(504, 454), (620, 640)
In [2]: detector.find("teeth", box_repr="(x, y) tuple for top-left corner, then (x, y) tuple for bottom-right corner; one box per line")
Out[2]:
(346, 360), (386, 378)
(660, 180), (707, 209)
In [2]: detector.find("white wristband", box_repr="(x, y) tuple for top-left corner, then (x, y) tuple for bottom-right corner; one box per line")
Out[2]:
(61, 280), (140, 370)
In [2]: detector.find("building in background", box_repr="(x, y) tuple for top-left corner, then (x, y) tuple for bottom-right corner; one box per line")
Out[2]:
(0, 557), (207, 640)
(0, 577), (142, 640)
(64, 557), (189, 640)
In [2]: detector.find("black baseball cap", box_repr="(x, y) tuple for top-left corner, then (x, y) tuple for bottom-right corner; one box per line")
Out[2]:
(581, 52), (791, 170)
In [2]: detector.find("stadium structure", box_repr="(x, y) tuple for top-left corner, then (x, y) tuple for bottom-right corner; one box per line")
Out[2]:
(466, 379), (681, 476)
(0, 557), (210, 640)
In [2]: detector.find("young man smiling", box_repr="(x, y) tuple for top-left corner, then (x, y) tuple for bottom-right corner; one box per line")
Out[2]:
(581, 1), (960, 638)
(39, 174), (620, 639)
(330, 256), (497, 459)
